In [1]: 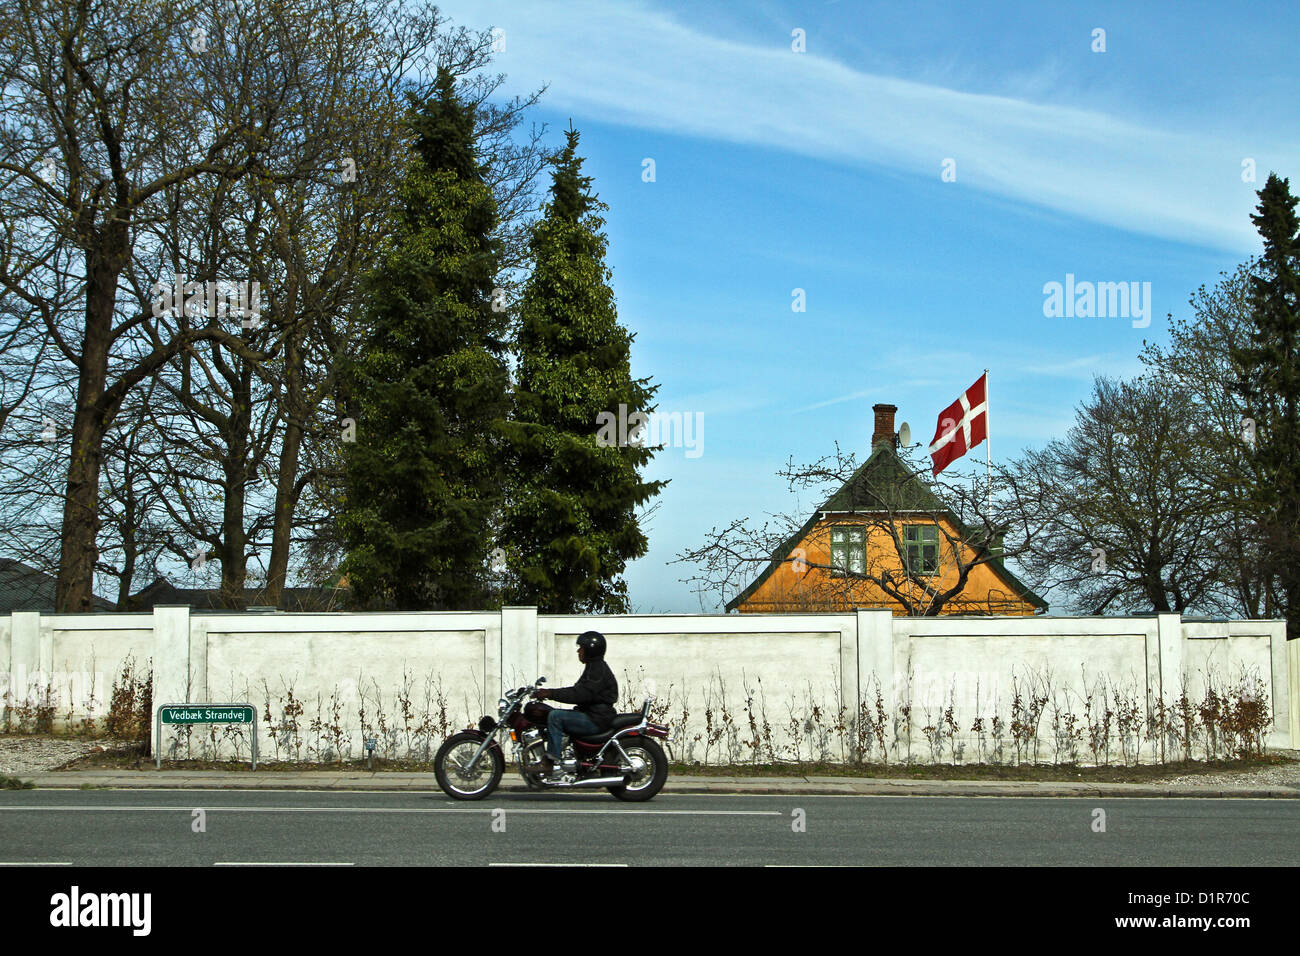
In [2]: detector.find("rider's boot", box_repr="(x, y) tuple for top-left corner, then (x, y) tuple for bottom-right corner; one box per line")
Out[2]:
(537, 743), (566, 780)
(542, 742), (579, 782)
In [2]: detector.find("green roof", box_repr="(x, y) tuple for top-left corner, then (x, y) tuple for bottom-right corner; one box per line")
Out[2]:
(820, 442), (949, 513)
(0, 558), (116, 612)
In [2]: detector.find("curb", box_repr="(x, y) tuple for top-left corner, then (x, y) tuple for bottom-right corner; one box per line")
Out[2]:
(8, 771), (1299, 798)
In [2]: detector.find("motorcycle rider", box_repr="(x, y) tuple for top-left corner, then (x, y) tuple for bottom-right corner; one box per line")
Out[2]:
(530, 631), (617, 778)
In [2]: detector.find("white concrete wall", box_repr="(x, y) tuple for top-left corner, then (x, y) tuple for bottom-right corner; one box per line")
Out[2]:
(1290, 636), (1300, 748)
(542, 613), (855, 764)
(890, 616), (1155, 764)
(0, 612), (154, 732)
(192, 610), (499, 763)
(1, 606), (1291, 765)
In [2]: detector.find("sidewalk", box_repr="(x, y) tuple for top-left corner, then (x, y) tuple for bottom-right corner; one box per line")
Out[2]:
(13, 769), (1300, 798)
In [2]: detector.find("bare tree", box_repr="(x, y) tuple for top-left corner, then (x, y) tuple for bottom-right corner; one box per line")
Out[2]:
(1010, 375), (1231, 615)
(0, 0), (283, 610)
(0, 0), (551, 609)
(1139, 259), (1278, 618)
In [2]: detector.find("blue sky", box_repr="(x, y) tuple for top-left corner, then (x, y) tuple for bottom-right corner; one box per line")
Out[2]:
(434, 0), (1300, 612)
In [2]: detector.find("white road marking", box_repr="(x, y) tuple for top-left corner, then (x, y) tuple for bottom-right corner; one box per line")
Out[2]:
(0, 806), (780, 816)
(490, 863), (628, 867)
(0, 861), (72, 866)
(214, 862), (353, 867)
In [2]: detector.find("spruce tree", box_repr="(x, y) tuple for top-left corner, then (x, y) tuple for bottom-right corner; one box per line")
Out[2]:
(1230, 172), (1300, 638)
(500, 126), (665, 612)
(337, 68), (509, 610)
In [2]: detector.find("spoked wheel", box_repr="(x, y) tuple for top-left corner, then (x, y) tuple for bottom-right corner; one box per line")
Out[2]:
(435, 732), (504, 800)
(607, 737), (668, 802)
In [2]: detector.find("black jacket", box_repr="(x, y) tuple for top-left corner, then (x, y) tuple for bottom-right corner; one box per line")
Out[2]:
(548, 659), (618, 730)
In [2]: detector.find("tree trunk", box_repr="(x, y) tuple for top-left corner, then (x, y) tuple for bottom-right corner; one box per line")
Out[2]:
(219, 364), (254, 608)
(56, 259), (119, 612)
(115, 464), (139, 609)
(265, 332), (305, 607)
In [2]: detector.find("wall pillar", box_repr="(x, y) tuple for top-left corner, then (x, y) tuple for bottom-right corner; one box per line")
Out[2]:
(1288, 633), (1299, 749)
(0, 614), (10, 718)
(1156, 612), (1182, 704)
(857, 608), (895, 720)
(838, 616), (858, 725)
(151, 605), (191, 756)
(7, 612), (41, 714)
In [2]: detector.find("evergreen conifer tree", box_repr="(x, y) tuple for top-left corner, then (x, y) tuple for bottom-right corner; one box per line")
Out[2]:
(337, 68), (509, 609)
(1231, 172), (1300, 638)
(500, 126), (665, 612)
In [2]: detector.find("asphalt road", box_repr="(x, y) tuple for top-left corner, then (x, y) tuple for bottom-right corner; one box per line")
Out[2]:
(1, 789), (1297, 866)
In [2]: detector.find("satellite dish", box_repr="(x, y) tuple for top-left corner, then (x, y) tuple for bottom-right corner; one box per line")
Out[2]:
(898, 422), (912, 447)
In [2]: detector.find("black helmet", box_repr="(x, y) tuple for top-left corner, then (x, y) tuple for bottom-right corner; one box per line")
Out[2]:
(576, 630), (606, 660)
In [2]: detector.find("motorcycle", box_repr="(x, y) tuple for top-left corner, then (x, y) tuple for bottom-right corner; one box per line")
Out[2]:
(433, 676), (671, 801)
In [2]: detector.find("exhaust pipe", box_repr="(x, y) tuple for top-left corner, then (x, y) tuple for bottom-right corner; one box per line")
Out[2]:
(544, 775), (627, 788)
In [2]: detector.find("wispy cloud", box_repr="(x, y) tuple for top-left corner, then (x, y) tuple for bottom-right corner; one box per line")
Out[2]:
(872, 344), (1142, 384)
(790, 387), (875, 413)
(1020, 353), (1142, 380)
(662, 387), (774, 417)
(791, 380), (946, 413)
(442, 0), (1293, 252)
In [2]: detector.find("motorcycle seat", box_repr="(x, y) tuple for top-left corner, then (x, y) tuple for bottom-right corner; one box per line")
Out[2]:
(573, 713), (642, 743)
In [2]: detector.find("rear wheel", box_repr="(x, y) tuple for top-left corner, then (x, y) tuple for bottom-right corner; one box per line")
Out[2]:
(607, 737), (668, 802)
(435, 732), (503, 800)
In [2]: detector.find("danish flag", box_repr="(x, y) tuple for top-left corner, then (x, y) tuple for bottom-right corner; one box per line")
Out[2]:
(929, 373), (988, 476)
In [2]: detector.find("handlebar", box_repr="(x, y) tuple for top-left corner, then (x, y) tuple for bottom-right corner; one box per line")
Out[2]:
(507, 676), (548, 699)
(508, 678), (656, 714)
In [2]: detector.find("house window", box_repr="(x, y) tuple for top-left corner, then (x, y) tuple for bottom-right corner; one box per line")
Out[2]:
(830, 527), (864, 576)
(905, 524), (939, 575)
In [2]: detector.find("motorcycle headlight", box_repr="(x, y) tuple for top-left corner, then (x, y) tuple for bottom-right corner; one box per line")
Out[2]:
(497, 698), (509, 714)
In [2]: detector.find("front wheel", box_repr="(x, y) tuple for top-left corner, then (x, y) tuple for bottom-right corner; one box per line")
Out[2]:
(607, 737), (668, 802)
(435, 732), (504, 800)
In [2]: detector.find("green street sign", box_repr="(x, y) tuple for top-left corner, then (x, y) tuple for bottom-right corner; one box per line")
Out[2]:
(156, 702), (259, 769)
(160, 705), (256, 725)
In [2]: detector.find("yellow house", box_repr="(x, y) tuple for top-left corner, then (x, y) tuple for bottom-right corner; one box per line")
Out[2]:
(726, 405), (1047, 616)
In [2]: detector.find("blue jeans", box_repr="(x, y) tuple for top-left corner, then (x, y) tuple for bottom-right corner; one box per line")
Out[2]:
(546, 709), (601, 760)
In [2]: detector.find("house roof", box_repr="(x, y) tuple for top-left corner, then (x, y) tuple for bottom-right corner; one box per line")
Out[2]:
(124, 577), (348, 611)
(0, 558), (117, 613)
(820, 443), (949, 513)
(724, 442), (1048, 612)
(0, 558), (347, 614)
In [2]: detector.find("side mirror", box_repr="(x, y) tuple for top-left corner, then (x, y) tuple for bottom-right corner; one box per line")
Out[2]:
(536, 676), (546, 686)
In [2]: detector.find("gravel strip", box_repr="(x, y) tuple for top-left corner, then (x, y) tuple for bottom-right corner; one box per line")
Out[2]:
(1147, 750), (1300, 790)
(0, 735), (117, 776)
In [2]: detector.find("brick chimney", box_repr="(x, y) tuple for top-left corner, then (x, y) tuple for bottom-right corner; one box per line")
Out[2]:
(871, 403), (898, 450)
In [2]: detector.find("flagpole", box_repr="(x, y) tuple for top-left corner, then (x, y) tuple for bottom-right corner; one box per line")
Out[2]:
(985, 368), (991, 517)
